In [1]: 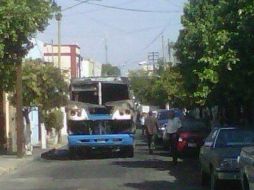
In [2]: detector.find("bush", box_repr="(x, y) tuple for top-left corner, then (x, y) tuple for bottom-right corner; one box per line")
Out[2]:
(44, 109), (63, 132)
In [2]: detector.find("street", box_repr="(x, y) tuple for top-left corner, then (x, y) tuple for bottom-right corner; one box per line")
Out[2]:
(0, 131), (240, 190)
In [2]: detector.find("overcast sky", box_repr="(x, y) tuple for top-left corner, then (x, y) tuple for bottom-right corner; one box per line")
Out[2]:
(37, 0), (187, 73)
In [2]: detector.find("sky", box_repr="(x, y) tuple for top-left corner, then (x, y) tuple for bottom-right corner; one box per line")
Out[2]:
(37, 0), (187, 74)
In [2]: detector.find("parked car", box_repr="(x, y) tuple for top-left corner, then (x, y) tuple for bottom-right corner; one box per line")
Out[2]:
(176, 117), (210, 154)
(200, 127), (254, 190)
(155, 110), (170, 141)
(238, 146), (254, 190)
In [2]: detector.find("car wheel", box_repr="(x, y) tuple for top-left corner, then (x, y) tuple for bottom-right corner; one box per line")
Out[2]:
(201, 169), (209, 186)
(242, 175), (250, 190)
(210, 168), (220, 190)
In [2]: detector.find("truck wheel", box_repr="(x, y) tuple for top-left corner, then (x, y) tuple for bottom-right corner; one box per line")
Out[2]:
(121, 146), (134, 158)
(69, 147), (77, 160)
(127, 146), (134, 158)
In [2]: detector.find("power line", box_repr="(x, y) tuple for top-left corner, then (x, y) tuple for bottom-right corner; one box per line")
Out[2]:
(62, 0), (90, 12)
(124, 21), (171, 64)
(70, 0), (181, 14)
(84, 15), (127, 33)
(142, 21), (171, 50)
(86, 2), (181, 14)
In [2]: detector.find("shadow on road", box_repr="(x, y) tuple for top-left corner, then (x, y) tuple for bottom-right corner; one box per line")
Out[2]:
(113, 159), (170, 171)
(40, 148), (133, 161)
(125, 180), (178, 190)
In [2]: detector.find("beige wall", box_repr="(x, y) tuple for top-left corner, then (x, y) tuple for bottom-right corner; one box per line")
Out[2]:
(3, 93), (17, 152)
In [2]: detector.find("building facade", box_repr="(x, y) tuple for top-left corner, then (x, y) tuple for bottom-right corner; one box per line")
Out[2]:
(43, 44), (81, 79)
(80, 58), (102, 78)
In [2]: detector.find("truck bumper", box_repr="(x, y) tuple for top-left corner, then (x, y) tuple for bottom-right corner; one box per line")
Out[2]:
(68, 134), (134, 148)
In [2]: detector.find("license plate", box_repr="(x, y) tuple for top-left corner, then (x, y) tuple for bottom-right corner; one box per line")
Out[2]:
(97, 140), (106, 143)
(188, 143), (197, 147)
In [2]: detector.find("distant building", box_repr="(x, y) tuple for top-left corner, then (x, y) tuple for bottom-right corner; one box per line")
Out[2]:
(43, 44), (81, 79)
(80, 58), (102, 77)
(138, 61), (158, 75)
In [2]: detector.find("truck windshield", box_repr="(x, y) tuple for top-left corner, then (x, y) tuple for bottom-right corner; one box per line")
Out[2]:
(71, 83), (98, 104)
(102, 83), (129, 104)
(71, 82), (129, 105)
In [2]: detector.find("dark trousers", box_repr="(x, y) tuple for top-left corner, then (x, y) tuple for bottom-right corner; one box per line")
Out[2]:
(147, 134), (155, 152)
(169, 133), (178, 164)
(141, 125), (145, 135)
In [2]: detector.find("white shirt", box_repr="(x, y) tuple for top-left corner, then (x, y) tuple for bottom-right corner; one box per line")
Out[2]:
(166, 117), (182, 134)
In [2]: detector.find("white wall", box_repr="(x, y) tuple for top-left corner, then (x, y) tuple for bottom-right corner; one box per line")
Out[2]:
(80, 59), (101, 78)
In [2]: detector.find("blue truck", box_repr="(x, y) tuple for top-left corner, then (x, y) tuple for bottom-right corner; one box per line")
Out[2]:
(66, 77), (136, 157)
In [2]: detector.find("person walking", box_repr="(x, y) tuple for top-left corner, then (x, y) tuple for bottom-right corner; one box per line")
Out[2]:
(166, 111), (182, 165)
(144, 111), (157, 154)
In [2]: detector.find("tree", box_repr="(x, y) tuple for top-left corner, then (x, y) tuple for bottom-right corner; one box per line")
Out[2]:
(0, 0), (55, 157)
(11, 59), (68, 147)
(129, 65), (186, 108)
(101, 64), (121, 76)
(44, 109), (64, 143)
(0, 0), (54, 91)
(176, 0), (254, 125)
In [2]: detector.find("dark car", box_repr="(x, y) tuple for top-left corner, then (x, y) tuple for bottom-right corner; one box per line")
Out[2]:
(200, 127), (254, 190)
(176, 118), (210, 154)
(238, 146), (254, 190)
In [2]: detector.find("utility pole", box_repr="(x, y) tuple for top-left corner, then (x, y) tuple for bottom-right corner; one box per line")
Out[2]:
(16, 60), (25, 158)
(148, 52), (159, 73)
(104, 38), (108, 64)
(161, 35), (165, 63)
(51, 40), (54, 64)
(55, 7), (62, 70)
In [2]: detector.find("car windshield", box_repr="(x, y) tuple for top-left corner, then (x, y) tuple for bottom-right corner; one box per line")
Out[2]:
(215, 129), (254, 148)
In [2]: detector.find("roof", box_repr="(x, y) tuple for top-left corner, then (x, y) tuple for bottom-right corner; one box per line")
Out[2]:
(71, 77), (129, 85)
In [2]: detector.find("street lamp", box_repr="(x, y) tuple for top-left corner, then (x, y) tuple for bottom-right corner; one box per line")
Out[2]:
(55, 7), (62, 70)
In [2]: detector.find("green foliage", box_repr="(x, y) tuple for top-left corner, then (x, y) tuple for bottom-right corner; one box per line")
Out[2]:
(0, 0), (54, 91)
(101, 64), (121, 76)
(10, 59), (68, 111)
(176, 0), (254, 108)
(44, 109), (63, 131)
(129, 65), (186, 108)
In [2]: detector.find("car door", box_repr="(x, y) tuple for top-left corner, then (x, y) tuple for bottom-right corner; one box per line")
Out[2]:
(200, 129), (218, 173)
(246, 155), (254, 190)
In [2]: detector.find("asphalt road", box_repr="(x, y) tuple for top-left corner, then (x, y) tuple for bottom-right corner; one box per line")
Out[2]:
(0, 131), (241, 190)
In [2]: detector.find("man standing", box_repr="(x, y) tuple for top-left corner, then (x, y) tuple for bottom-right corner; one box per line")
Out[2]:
(144, 111), (157, 154)
(166, 111), (182, 165)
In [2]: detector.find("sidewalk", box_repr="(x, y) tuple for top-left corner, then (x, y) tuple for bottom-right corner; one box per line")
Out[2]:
(0, 147), (53, 176)
(0, 136), (68, 176)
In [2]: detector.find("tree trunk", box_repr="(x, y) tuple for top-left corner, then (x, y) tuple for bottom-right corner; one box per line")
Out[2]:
(57, 130), (62, 144)
(23, 108), (32, 155)
(16, 62), (25, 158)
